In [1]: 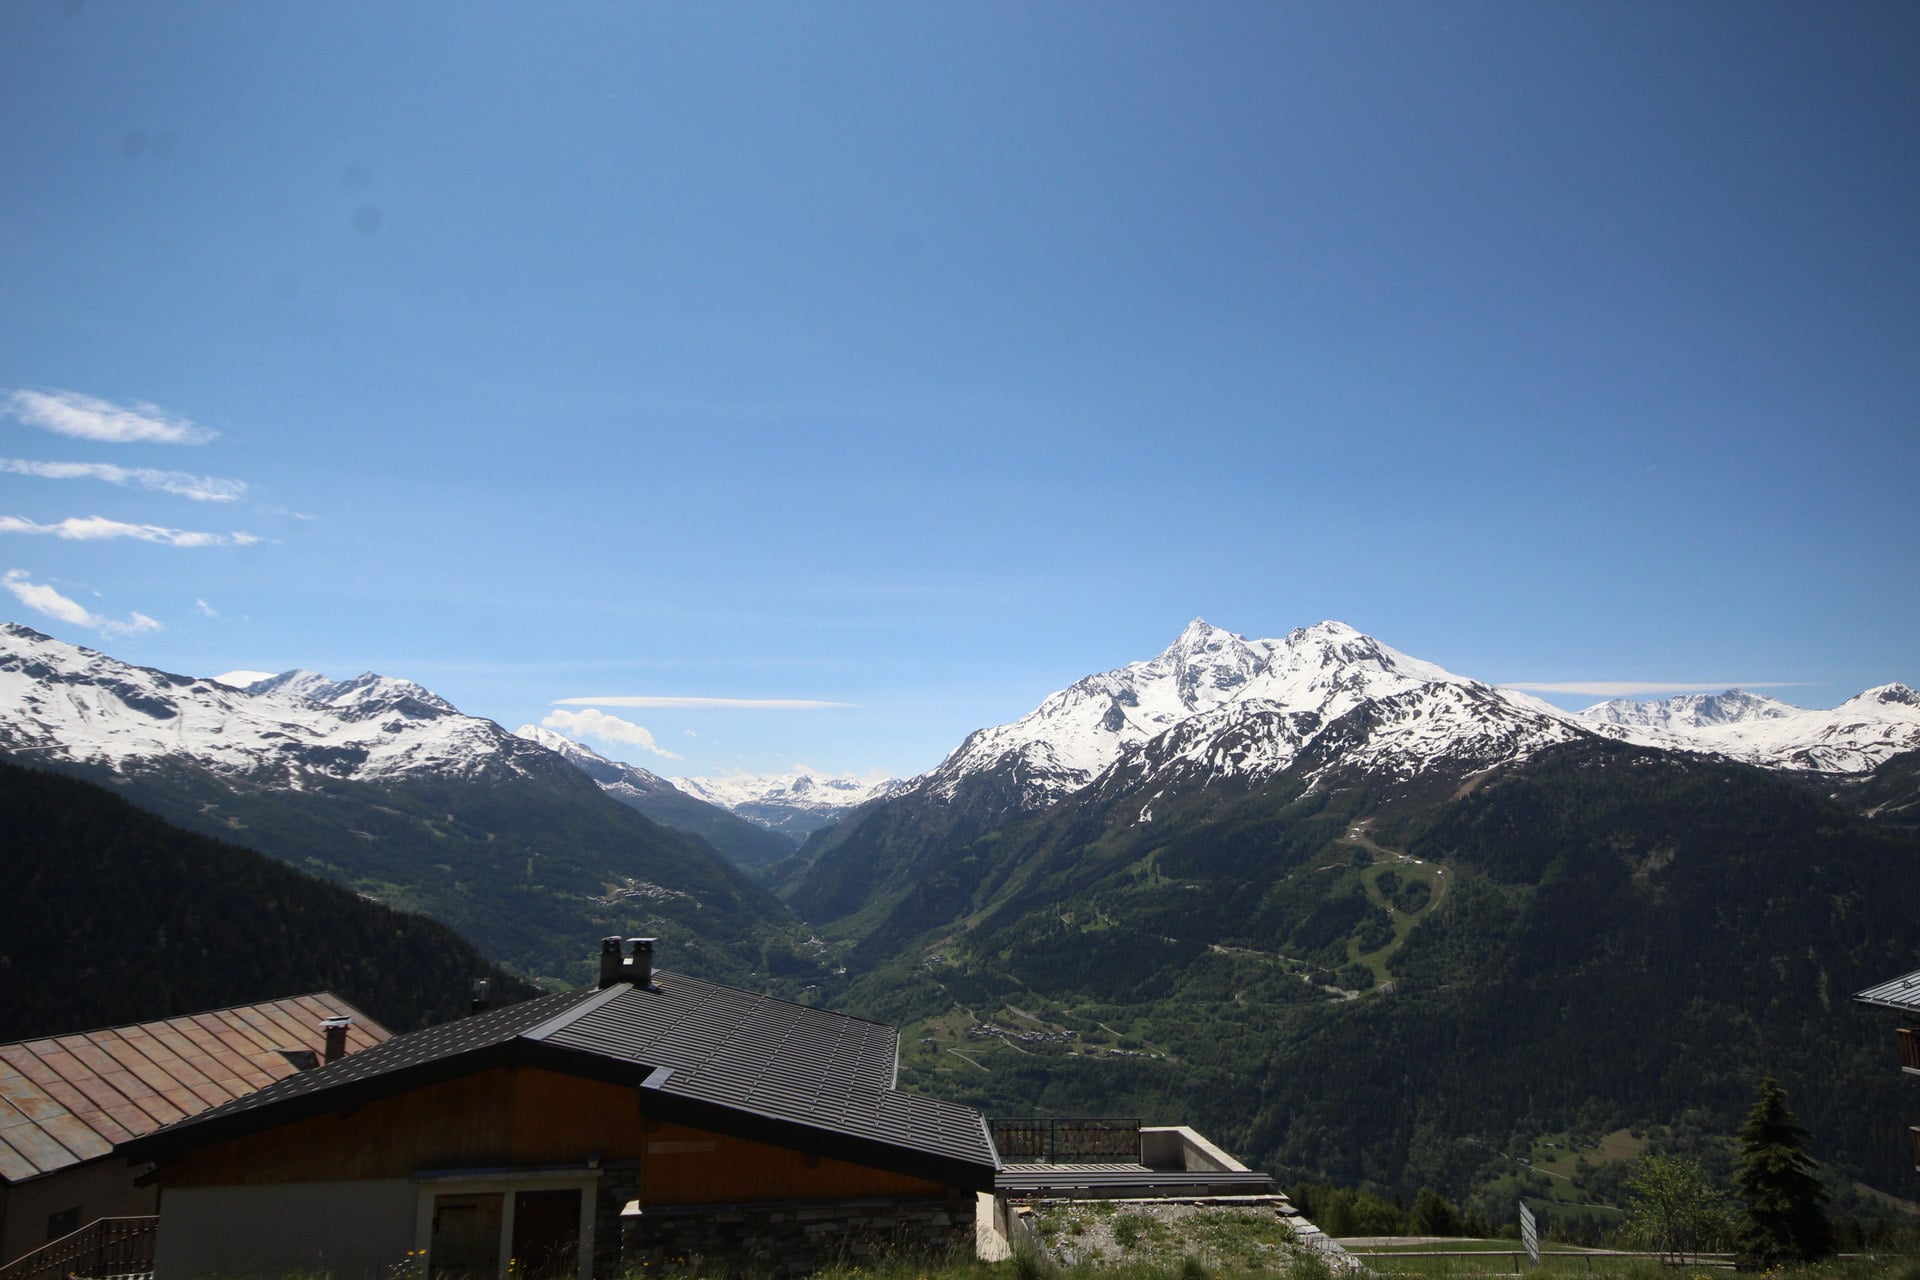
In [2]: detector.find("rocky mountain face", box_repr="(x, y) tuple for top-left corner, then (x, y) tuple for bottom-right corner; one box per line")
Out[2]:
(0, 624), (820, 984)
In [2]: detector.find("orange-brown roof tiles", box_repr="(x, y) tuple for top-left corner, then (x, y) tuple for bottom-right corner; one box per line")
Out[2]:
(0, 993), (389, 1181)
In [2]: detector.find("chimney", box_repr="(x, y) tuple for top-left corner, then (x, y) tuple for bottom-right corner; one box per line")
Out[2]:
(627, 937), (655, 989)
(321, 1017), (352, 1063)
(469, 978), (491, 1015)
(596, 936), (658, 989)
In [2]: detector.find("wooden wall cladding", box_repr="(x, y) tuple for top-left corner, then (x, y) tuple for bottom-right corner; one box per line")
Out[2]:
(160, 1069), (946, 1205)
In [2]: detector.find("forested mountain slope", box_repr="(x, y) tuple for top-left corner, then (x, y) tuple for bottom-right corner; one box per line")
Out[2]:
(831, 741), (1920, 1199)
(0, 758), (543, 1040)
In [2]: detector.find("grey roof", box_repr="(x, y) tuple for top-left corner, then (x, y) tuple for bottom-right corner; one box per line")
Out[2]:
(1853, 968), (1920, 1016)
(130, 974), (999, 1186)
(543, 971), (992, 1175)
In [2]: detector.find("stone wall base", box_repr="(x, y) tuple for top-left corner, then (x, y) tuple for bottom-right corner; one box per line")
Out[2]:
(621, 1195), (975, 1278)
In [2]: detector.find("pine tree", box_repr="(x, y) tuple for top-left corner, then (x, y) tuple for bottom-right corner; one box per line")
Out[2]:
(1734, 1075), (1832, 1268)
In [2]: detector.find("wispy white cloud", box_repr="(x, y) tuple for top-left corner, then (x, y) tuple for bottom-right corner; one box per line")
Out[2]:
(0, 458), (246, 502)
(552, 695), (853, 709)
(1501, 680), (1808, 697)
(0, 515), (261, 547)
(2, 570), (162, 636)
(5, 389), (216, 445)
(540, 708), (681, 760)
(195, 598), (218, 617)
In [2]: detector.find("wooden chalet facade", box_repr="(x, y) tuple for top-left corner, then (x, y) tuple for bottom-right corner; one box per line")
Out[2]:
(1853, 968), (1920, 1173)
(0, 994), (387, 1271)
(127, 940), (1001, 1280)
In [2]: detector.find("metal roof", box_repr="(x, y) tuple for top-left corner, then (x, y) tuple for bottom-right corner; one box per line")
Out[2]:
(0, 993), (388, 1183)
(130, 973), (1000, 1187)
(542, 971), (994, 1177)
(154, 984), (606, 1133)
(1853, 968), (1920, 1016)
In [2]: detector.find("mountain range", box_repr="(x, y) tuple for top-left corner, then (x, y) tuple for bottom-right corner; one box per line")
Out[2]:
(759, 619), (1920, 1205)
(0, 622), (824, 985)
(6, 614), (1919, 1206)
(784, 619), (1919, 930)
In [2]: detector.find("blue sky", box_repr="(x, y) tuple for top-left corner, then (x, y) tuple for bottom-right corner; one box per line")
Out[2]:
(2, 1), (1915, 780)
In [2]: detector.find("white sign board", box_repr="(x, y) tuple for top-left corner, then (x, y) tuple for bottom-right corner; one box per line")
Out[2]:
(1518, 1200), (1539, 1269)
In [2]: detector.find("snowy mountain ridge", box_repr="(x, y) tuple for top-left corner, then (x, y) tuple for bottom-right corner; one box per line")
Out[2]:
(901, 619), (1584, 815)
(670, 769), (902, 836)
(889, 619), (1920, 824)
(514, 722), (677, 803)
(0, 622), (544, 787)
(1579, 682), (1920, 774)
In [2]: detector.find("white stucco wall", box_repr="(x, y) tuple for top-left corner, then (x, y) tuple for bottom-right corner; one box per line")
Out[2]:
(155, 1180), (414, 1279)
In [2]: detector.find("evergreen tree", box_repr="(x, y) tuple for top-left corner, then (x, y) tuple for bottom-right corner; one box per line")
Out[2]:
(1733, 1076), (1832, 1269)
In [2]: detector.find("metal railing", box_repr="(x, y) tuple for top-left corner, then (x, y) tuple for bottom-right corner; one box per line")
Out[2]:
(990, 1117), (1141, 1163)
(0, 1215), (156, 1280)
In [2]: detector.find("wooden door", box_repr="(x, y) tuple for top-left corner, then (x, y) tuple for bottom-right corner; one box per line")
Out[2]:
(430, 1192), (503, 1280)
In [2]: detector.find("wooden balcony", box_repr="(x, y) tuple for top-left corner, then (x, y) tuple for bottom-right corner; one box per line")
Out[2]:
(1899, 1027), (1920, 1073)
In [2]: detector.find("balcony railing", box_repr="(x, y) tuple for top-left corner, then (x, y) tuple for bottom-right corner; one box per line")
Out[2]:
(1899, 1027), (1920, 1073)
(991, 1117), (1142, 1164)
(0, 1215), (156, 1280)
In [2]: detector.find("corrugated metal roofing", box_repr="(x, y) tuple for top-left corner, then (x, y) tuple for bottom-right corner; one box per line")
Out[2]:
(1853, 968), (1920, 1015)
(139, 973), (999, 1178)
(0, 993), (388, 1183)
(541, 972), (995, 1172)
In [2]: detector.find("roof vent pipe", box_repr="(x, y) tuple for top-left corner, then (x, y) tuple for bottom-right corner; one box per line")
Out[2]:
(321, 1017), (351, 1063)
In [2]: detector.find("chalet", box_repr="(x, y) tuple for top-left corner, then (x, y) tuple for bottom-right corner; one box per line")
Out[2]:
(1852, 967), (1920, 1172)
(0, 994), (387, 1273)
(126, 939), (1001, 1280)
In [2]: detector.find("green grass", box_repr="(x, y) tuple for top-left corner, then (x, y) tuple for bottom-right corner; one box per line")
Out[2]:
(607, 1252), (1920, 1280)
(1341, 840), (1448, 984)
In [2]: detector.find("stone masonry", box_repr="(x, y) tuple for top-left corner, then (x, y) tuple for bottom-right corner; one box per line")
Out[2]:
(621, 1195), (975, 1277)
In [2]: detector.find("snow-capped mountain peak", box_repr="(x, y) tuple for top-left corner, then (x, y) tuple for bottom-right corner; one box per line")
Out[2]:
(0, 624), (534, 785)
(1852, 682), (1919, 709)
(246, 669), (457, 715)
(1574, 683), (1920, 774)
(891, 620), (1920, 826)
(669, 769), (901, 836)
(907, 619), (1570, 811)
(1577, 688), (1798, 730)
